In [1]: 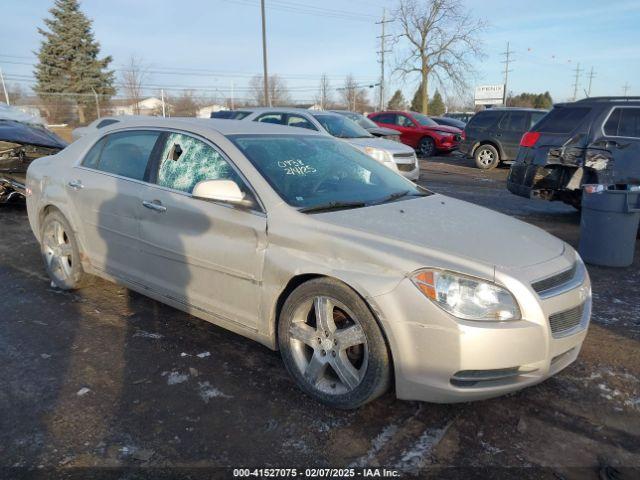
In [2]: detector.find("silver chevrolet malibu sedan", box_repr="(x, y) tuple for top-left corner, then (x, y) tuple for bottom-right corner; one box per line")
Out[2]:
(25, 117), (591, 409)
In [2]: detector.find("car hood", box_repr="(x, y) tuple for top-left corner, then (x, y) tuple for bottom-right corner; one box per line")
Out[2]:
(366, 126), (400, 137)
(0, 119), (67, 149)
(314, 194), (564, 270)
(425, 125), (462, 135)
(345, 136), (415, 154)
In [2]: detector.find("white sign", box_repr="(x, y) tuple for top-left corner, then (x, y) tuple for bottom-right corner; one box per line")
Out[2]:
(474, 84), (505, 105)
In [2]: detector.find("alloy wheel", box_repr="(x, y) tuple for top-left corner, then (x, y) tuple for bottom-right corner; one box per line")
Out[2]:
(288, 296), (368, 395)
(42, 219), (74, 284)
(477, 148), (495, 167)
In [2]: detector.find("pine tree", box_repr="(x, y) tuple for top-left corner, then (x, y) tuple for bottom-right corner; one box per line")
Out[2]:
(410, 84), (421, 112)
(428, 90), (445, 116)
(410, 82), (428, 112)
(34, 0), (115, 124)
(386, 90), (406, 110)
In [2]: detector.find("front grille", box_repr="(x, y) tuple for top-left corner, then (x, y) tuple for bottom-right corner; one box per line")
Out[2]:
(532, 264), (577, 294)
(549, 303), (584, 337)
(393, 152), (415, 159)
(397, 163), (416, 172)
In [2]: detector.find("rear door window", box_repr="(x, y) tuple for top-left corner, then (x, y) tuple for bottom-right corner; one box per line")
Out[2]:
(372, 113), (396, 124)
(395, 114), (415, 127)
(255, 113), (285, 125)
(530, 111), (547, 128)
(534, 107), (590, 134)
(604, 107), (640, 138)
(498, 111), (528, 131)
(90, 130), (162, 181)
(467, 111), (502, 129)
(285, 114), (317, 130)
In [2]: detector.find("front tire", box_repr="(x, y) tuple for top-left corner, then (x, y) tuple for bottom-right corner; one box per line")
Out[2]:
(40, 210), (91, 290)
(474, 144), (500, 170)
(278, 278), (391, 409)
(417, 137), (436, 158)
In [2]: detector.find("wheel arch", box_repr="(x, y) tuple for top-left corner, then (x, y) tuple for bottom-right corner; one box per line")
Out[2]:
(271, 273), (395, 379)
(472, 140), (503, 160)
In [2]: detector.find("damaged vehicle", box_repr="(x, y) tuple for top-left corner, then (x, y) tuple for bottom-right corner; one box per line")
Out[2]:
(27, 118), (591, 408)
(0, 105), (67, 203)
(508, 97), (640, 208)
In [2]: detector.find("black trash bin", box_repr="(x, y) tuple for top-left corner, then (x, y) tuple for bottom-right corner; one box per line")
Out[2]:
(578, 186), (640, 267)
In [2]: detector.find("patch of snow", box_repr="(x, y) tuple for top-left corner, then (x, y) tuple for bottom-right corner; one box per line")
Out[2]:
(350, 424), (398, 467)
(395, 424), (450, 473)
(76, 387), (91, 396)
(167, 371), (188, 385)
(196, 351), (211, 358)
(198, 381), (231, 402)
(133, 330), (163, 339)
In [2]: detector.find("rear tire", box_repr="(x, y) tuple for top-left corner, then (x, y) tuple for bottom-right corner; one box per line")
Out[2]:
(474, 144), (500, 170)
(40, 210), (92, 290)
(278, 278), (391, 409)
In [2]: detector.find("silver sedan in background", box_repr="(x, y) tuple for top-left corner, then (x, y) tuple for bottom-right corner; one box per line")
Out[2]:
(26, 118), (591, 408)
(217, 107), (420, 181)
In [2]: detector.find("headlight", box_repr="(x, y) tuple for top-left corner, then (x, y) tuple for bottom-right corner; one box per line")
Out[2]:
(364, 147), (393, 164)
(411, 269), (520, 321)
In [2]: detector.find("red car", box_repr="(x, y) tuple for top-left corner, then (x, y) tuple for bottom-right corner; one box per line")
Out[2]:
(368, 110), (463, 157)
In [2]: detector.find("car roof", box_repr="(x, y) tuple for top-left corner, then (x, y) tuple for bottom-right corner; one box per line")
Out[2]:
(476, 107), (548, 113)
(99, 116), (323, 136)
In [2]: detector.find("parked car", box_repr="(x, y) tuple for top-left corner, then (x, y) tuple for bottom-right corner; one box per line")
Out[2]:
(210, 110), (252, 120)
(459, 108), (548, 170)
(221, 108), (419, 180)
(508, 97), (640, 208)
(71, 116), (137, 141)
(0, 105), (67, 203)
(27, 117), (591, 408)
(445, 112), (475, 123)
(431, 116), (466, 130)
(367, 110), (462, 157)
(329, 110), (401, 140)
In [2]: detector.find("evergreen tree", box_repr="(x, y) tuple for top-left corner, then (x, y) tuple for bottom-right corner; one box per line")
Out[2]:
(410, 82), (426, 112)
(386, 90), (406, 110)
(34, 0), (115, 124)
(428, 89), (445, 116)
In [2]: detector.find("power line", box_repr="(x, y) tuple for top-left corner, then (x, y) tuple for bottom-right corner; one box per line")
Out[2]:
(222, 0), (376, 22)
(571, 62), (582, 101)
(376, 8), (393, 111)
(622, 82), (631, 96)
(500, 42), (513, 105)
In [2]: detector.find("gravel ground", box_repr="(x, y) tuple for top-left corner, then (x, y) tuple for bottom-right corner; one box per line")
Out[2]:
(0, 154), (638, 479)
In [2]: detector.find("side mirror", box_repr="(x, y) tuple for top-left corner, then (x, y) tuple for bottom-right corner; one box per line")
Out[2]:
(192, 179), (253, 208)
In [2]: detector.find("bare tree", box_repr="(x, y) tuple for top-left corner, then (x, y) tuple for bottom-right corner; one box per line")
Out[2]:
(121, 55), (147, 114)
(339, 75), (369, 112)
(171, 90), (199, 117)
(315, 73), (332, 109)
(249, 74), (291, 106)
(394, 0), (485, 114)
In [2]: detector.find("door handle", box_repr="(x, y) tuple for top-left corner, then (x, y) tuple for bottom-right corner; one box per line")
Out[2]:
(67, 179), (83, 190)
(142, 200), (167, 213)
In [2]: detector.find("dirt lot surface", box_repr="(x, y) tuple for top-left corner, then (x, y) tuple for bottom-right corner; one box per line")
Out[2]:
(1, 154), (639, 479)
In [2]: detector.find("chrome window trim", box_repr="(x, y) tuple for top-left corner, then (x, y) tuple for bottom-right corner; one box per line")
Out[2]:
(74, 126), (267, 216)
(600, 105), (640, 140)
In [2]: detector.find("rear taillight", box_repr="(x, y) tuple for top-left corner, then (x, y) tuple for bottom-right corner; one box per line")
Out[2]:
(520, 131), (540, 148)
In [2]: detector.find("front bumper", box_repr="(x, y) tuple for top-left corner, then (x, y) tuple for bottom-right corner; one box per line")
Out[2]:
(371, 252), (591, 403)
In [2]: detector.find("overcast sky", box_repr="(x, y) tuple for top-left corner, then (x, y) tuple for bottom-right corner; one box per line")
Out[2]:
(2, 0), (639, 105)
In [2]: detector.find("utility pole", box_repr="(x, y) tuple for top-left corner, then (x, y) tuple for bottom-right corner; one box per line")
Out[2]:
(572, 63), (582, 101)
(500, 42), (513, 106)
(376, 9), (393, 111)
(230, 81), (235, 109)
(260, 0), (270, 107)
(622, 82), (631, 96)
(586, 67), (596, 97)
(161, 89), (166, 117)
(0, 67), (9, 105)
(91, 87), (100, 118)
